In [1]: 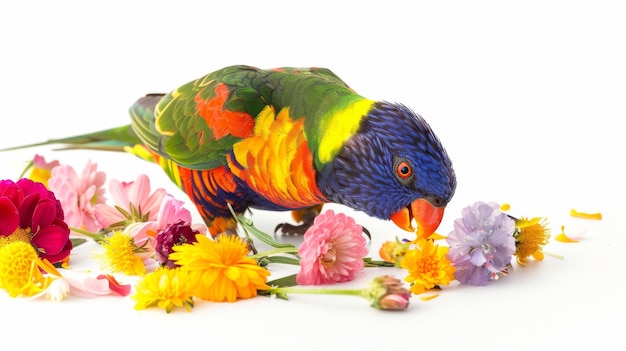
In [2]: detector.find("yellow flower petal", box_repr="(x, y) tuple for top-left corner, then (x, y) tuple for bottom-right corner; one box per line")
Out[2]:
(570, 209), (602, 220)
(420, 293), (439, 301)
(555, 226), (579, 243)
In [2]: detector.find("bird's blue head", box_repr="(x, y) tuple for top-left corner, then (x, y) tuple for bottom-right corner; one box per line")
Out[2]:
(318, 101), (456, 238)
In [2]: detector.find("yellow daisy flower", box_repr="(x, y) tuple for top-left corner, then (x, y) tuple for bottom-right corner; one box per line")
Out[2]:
(170, 234), (271, 302)
(132, 267), (195, 313)
(97, 231), (146, 275)
(513, 217), (550, 265)
(400, 238), (455, 295)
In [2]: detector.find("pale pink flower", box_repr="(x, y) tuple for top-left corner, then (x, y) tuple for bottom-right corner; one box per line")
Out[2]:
(94, 174), (166, 231)
(122, 195), (207, 272)
(296, 210), (368, 285)
(47, 160), (107, 233)
(60, 275), (130, 297)
(33, 266), (131, 302)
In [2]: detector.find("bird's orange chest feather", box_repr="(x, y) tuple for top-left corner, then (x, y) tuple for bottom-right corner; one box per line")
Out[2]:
(226, 105), (327, 208)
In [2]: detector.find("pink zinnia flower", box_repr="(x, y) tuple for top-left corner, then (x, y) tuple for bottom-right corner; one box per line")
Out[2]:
(296, 210), (368, 285)
(48, 160), (107, 233)
(94, 174), (166, 231)
(0, 178), (72, 264)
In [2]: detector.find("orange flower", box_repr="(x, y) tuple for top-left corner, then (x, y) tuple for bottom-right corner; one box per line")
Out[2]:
(169, 234), (270, 302)
(400, 238), (455, 295)
(513, 217), (551, 265)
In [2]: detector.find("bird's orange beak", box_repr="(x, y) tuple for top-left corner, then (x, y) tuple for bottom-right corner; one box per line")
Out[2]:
(390, 198), (445, 239)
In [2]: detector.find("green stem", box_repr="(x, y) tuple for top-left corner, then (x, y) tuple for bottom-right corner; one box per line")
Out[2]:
(363, 258), (396, 267)
(69, 227), (107, 243)
(250, 246), (300, 259)
(269, 286), (369, 298)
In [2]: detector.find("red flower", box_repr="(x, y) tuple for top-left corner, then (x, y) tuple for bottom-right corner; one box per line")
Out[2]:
(0, 178), (72, 264)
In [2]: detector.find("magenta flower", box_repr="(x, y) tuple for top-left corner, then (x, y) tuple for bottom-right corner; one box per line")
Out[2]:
(94, 174), (166, 231)
(48, 160), (107, 233)
(446, 201), (516, 286)
(296, 210), (368, 285)
(155, 220), (201, 268)
(0, 178), (72, 264)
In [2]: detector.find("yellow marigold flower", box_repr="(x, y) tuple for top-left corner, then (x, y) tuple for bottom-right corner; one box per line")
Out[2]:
(400, 238), (455, 295)
(132, 267), (195, 313)
(97, 231), (146, 275)
(0, 241), (50, 297)
(170, 234), (271, 302)
(513, 217), (551, 265)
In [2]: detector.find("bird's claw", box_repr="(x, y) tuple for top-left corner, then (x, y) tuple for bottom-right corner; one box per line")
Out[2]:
(275, 222), (372, 241)
(274, 222), (310, 236)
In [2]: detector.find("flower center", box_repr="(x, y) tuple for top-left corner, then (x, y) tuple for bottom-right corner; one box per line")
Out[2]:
(0, 227), (31, 249)
(99, 232), (146, 275)
(417, 257), (437, 274)
(320, 245), (337, 267)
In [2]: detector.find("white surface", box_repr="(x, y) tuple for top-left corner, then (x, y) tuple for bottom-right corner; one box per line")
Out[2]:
(1, 1), (624, 350)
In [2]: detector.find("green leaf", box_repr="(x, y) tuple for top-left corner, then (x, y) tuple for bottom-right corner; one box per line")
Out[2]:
(266, 273), (298, 288)
(263, 256), (301, 265)
(70, 238), (88, 248)
(227, 203), (297, 250)
(363, 257), (396, 267)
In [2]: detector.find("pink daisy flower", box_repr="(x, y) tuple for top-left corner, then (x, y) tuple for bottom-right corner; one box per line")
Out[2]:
(123, 194), (207, 266)
(94, 174), (166, 231)
(296, 210), (368, 285)
(48, 160), (107, 233)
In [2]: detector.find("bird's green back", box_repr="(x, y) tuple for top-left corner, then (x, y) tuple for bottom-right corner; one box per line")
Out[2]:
(129, 65), (375, 171)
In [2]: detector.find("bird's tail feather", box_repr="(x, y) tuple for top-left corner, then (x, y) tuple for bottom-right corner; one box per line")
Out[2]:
(0, 125), (141, 153)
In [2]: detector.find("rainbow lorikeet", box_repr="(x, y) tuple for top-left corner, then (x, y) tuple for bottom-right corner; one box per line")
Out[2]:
(6, 65), (456, 238)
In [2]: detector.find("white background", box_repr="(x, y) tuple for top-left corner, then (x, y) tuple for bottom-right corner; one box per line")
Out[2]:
(1, 1), (624, 350)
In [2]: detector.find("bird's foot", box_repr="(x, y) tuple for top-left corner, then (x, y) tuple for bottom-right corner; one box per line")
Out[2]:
(275, 221), (372, 241)
(274, 222), (310, 236)
(274, 205), (323, 236)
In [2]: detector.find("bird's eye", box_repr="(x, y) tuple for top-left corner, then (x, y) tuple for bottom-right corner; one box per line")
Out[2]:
(396, 161), (413, 179)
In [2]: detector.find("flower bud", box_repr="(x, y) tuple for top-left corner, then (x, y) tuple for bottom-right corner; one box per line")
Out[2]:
(369, 275), (411, 311)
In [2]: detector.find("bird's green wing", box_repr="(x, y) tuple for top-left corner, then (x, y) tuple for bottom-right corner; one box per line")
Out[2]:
(129, 65), (367, 171)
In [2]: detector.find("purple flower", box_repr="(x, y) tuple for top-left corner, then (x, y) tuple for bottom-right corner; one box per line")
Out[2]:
(155, 220), (201, 268)
(446, 201), (515, 286)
